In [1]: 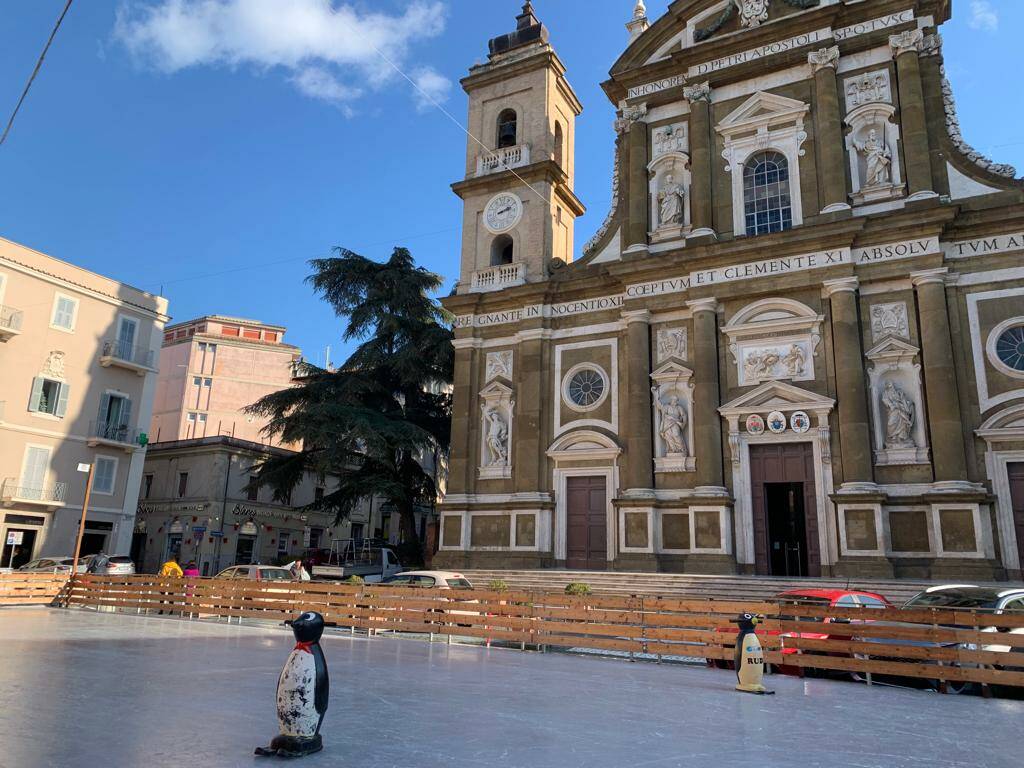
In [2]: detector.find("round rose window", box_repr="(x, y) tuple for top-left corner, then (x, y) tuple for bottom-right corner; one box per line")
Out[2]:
(995, 325), (1024, 372)
(566, 368), (606, 409)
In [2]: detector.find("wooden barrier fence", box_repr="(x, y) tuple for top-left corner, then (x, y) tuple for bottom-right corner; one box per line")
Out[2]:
(62, 575), (1024, 691)
(0, 573), (69, 605)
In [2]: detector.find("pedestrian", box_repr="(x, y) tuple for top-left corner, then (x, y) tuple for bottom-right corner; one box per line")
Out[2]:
(159, 555), (183, 578)
(183, 561), (200, 578)
(158, 555), (183, 615)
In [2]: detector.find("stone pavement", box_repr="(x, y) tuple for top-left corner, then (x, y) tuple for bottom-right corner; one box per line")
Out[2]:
(0, 607), (1019, 768)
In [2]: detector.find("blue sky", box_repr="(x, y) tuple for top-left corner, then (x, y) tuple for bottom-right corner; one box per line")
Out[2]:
(1, 0), (1020, 364)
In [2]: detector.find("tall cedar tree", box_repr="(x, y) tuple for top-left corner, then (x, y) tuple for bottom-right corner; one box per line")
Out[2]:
(245, 247), (453, 557)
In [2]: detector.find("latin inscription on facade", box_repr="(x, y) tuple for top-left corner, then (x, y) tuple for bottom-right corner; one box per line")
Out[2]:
(833, 9), (915, 42)
(945, 232), (1024, 259)
(688, 28), (830, 77)
(459, 239), (943, 329)
(628, 74), (686, 100)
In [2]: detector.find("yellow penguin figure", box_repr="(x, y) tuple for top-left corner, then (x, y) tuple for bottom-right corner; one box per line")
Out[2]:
(732, 613), (775, 695)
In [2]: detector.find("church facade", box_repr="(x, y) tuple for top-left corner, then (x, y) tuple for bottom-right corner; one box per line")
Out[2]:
(436, 0), (1024, 581)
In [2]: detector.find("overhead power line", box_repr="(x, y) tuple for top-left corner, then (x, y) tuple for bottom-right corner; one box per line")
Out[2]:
(1, 0), (75, 147)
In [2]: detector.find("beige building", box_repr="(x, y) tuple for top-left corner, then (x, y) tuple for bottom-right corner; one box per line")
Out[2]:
(135, 436), (383, 575)
(437, 2), (1024, 581)
(150, 315), (301, 445)
(0, 236), (168, 567)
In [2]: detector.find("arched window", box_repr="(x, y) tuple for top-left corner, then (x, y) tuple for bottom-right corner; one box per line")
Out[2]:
(554, 121), (564, 168)
(497, 109), (518, 149)
(743, 151), (792, 236)
(490, 235), (514, 266)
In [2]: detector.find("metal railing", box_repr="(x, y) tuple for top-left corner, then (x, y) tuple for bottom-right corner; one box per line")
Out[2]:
(470, 262), (526, 293)
(0, 478), (68, 503)
(476, 143), (530, 176)
(101, 338), (155, 368)
(89, 420), (142, 446)
(0, 304), (23, 332)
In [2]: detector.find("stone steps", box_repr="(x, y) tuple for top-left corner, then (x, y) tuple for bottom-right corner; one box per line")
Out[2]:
(458, 569), (972, 604)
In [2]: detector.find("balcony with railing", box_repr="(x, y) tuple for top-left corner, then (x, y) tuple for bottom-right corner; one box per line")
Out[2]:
(0, 304), (23, 341)
(476, 143), (531, 177)
(99, 338), (157, 375)
(87, 420), (143, 451)
(470, 262), (527, 293)
(1, 478), (68, 509)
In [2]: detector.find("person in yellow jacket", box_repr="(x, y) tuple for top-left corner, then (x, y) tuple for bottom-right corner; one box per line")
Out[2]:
(158, 556), (183, 614)
(159, 556), (183, 577)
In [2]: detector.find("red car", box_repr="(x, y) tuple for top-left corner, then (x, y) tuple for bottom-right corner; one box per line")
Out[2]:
(709, 588), (891, 676)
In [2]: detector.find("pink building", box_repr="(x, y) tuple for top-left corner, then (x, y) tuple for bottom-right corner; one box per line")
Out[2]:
(150, 316), (301, 445)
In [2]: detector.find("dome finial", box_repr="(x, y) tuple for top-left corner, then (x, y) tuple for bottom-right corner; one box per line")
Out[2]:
(633, 0), (647, 20)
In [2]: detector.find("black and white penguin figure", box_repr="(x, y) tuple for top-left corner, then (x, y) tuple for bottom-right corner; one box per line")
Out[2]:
(732, 612), (774, 695)
(256, 611), (330, 758)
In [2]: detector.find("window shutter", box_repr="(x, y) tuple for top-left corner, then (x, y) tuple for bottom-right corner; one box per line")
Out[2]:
(121, 397), (132, 428)
(28, 377), (44, 412)
(97, 393), (111, 425)
(55, 383), (70, 418)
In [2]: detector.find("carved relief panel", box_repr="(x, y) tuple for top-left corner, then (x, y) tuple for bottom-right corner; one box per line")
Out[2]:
(656, 327), (688, 363)
(870, 302), (909, 342)
(722, 298), (824, 388)
(485, 350), (513, 382)
(866, 338), (929, 465)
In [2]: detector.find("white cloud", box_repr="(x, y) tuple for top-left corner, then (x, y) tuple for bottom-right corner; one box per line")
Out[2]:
(114, 0), (452, 112)
(410, 66), (452, 112)
(968, 1), (999, 32)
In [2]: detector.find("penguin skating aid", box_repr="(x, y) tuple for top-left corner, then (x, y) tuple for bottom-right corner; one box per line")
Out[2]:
(256, 612), (330, 758)
(732, 613), (775, 695)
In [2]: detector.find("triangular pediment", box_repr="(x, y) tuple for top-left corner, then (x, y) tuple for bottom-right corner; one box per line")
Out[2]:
(651, 359), (693, 377)
(865, 336), (920, 360)
(719, 380), (834, 417)
(479, 380), (513, 398)
(718, 91), (809, 133)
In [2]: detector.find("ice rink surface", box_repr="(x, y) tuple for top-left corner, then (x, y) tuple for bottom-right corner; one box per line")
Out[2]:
(0, 607), (1020, 768)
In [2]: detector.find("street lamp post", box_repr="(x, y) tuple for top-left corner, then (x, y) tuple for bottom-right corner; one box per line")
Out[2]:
(70, 462), (96, 577)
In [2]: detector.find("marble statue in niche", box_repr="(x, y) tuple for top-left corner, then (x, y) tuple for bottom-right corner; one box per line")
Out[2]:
(485, 350), (513, 381)
(652, 389), (688, 455)
(657, 174), (685, 227)
(871, 303), (909, 341)
(484, 408), (509, 466)
(657, 327), (687, 362)
(855, 129), (892, 187)
(882, 381), (916, 448)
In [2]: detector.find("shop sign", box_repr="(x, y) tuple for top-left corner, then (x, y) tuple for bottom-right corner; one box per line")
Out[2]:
(231, 504), (308, 523)
(137, 502), (207, 515)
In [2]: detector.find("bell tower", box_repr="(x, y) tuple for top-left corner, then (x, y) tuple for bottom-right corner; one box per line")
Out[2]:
(453, 2), (584, 294)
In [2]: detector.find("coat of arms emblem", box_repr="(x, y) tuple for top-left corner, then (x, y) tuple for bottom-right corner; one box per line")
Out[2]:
(734, 0), (770, 28)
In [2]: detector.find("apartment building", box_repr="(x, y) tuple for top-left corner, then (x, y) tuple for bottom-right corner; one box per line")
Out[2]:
(150, 315), (301, 445)
(0, 237), (168, 567)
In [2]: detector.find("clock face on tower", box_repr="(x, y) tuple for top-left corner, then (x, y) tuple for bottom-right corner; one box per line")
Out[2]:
(484, 192), (524, 234)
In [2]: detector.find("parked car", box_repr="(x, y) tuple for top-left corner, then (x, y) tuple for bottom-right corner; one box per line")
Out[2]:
(17, 556), (82, 574)
(82, 554), (136, 575)
(856, 585), (1024, 694)
(382, 571), (474, 589)
(214, 565), (295, 581)
(709, 588), (892, 676)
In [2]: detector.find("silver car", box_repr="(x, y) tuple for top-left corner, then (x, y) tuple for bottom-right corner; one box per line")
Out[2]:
(17, 557), (81, 574)
(214, 565), (294, 582)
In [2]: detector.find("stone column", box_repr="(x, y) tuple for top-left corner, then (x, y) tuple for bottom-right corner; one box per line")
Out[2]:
(911, 269), (969, 482)
(514, 330), (547, 493)
(688, 298), (724, 490)
(890, 30), (936, 200)
(449, 340), (477, 494)
(823, 278), (873, 487)
(808, 47), (850, 214)
(623, 310), (653, 491)
(685, 82), (715, 238)
(624, 104), (649, 254)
